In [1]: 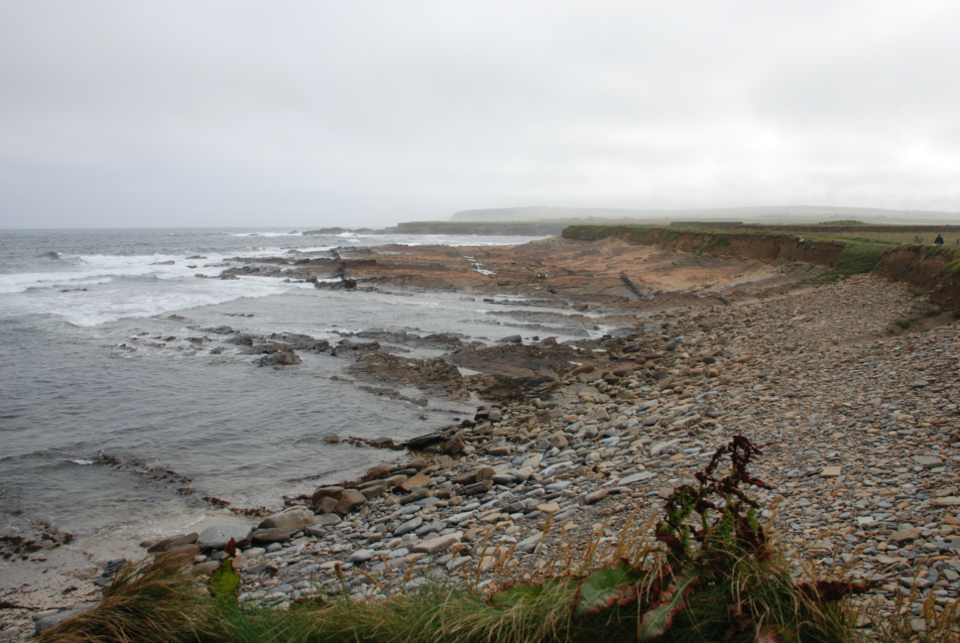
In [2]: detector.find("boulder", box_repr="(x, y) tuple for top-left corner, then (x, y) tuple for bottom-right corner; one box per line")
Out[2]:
(891, 527), (923, 543)
(398, 488), (430, 505)
(258, 507), (314, 532)
(197, 524), (252, 550)
(461, 480), (493, 496)
(36, 607), (94, 635)
(394, 516), (423, 537)
(443, 433), (465, 455)
(335, 489), (367, 514)
(147, 532), (198, 553)
(367, 464), (391, 479)
(317, 496), (339, 514)
(315, 513), (342, 527)
(252, 528), (290, 543)
(399, 471), (431, 492)
(405, 457), (430, 470)
(585, 489), (609, 505)
(453, 470), (479, 485)
(361, 484), (387, 500)
(164, 544), (201, 558)
(311, 486), (344, 503)
(412, 532), (462, 554)
(258, 343), (301, 367)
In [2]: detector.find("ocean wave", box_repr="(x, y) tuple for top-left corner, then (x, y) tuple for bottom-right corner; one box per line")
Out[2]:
(230, 231), (304, 238)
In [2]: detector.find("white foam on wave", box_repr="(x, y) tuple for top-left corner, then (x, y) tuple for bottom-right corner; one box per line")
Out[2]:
(0, 249), (300, 326)
(230, 231), (303, 237)
(61, 276), (296, 327)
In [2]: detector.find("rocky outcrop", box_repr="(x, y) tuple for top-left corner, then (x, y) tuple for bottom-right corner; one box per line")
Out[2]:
(449, 341), (583, 378)
(345, 353), (464, 396)
(266, 333), (331, 353)
(258, 343), (302, 367)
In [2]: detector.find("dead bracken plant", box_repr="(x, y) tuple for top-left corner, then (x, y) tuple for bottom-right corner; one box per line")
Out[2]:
(487, 435), (867, 642)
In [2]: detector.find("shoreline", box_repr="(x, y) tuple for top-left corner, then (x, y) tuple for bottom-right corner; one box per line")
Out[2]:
(5, 240), (960, 637)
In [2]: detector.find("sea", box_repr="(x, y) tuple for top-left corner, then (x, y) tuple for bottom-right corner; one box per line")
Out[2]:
(0, 228), (608, 553)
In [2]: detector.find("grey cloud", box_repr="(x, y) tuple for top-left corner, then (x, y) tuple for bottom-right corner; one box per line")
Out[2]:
(1, 0), (958, 228)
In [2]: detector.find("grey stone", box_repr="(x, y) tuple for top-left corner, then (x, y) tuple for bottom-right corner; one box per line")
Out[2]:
(258, 507), (314, 532)
(36, 607), (93, 635)
(517, 532), (543, 553)
(147, 532), (198, 553)
(394, 516), (423, 537)
(335, 489), (367, 513)
(585, 489), (609, 504)
(348, 549), (377, 563)
(619, 471), (656, 485)
(198, 524), (253, 550)
(399, 488), (430, 505)
(412, 532), (462, 554)
(460, 480), (493, 496)
(315, 513), (342, 527)
(415, 521), (448, 537)
(890, 527), (923, 543)
(252, 528), (290, 543)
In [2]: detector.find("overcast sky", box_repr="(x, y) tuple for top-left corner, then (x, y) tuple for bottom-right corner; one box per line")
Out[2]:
(1, 1), (959, 228)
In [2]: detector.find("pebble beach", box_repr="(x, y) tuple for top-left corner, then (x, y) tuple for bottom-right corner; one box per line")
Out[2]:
(8, 259), (960, 640)
(106, 274), (960, 640)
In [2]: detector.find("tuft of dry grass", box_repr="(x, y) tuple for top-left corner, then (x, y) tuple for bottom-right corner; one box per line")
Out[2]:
(40, 549), (210, 643)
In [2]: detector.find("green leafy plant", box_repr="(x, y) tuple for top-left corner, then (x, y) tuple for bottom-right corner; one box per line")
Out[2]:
(208, 538), (241, 602)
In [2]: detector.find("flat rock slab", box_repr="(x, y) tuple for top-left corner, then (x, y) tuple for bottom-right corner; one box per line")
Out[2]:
(913, 456), (943, 468)
(394, 516), (423, 537)
(399, 472), (430, 492)
(536, 502), (560, 514)
(517, 532), (543, 553)
(198, 524), (252, 550)
(619, 471), (656, 485)
(258, 507), (314, 532)
(36, 607), (94, 635)
(252, 528), (290, 543)
(348, 549), (376, 563)
(460, 480), (493, 496)
(335, 489), (367, 513)
(584, 489), (608, 505)
(933, 497), (960, 507)
(891, 527), (923, 543)
(147, 532), (198, 553)
(821, 466), (842, 477)
(315, 513), (343, 527)
(412, 532), (462, 554)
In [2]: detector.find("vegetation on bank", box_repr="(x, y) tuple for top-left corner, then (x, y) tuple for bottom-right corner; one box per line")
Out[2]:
(804, 243), (889, 284)
(37, 438), (960, 643)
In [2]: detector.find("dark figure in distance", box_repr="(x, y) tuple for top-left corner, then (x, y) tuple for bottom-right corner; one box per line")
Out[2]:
(935, 233), (945, 245)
